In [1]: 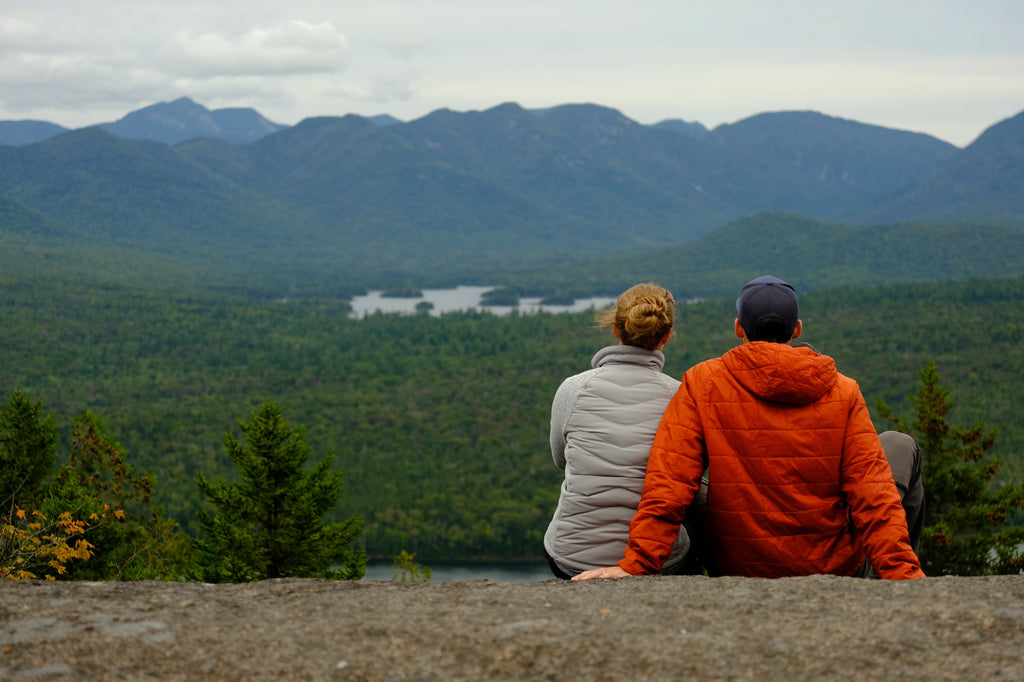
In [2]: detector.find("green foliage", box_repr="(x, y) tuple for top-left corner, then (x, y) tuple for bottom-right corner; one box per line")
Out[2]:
(45, 411), (194, 580)
(0, 388), (58, 509)
(195, 401), (365, 582)
(3, 122), (1023, 570)
(0, 390), (192, 580)
(391, 550), (432, 583)
(2, 273), (1024, 562)
(878, 361), (1024, 575)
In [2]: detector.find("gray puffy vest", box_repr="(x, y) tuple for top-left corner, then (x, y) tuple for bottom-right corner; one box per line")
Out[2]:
(544, 345), (689, 574)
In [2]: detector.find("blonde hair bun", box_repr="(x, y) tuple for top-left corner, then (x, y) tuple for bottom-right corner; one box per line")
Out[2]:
(595, 283), (675, 350)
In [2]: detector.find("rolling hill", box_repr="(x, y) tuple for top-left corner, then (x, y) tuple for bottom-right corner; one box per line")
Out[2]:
(499, 213), (1024, 301)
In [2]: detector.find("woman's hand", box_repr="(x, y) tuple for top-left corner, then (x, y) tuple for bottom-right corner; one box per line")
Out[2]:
(571, 566), (629, 581)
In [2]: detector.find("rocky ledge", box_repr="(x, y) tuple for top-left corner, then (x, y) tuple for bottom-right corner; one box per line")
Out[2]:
(2, 575), (1023, 680)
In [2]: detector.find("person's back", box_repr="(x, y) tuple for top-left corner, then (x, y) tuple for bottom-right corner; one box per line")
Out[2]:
(575, 275), (924, 582)
(545, 344), (681, 572)
(667, 340), (916, 577)
(544, 283), (693, 578)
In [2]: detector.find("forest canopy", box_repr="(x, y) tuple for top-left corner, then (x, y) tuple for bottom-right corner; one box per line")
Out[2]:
(1, 274), (1022, 560)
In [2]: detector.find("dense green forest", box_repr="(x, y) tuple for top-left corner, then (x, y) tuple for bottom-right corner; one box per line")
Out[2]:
(2, 274), (1022, 560)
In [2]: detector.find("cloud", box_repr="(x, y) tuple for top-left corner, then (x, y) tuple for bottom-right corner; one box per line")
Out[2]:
(0, 11), (164, 117)
(0, 50), (167, 115)
(161, 20), (350, 79)
(0, 10), (352, 123)
(0, 15), (42, 53)
(0, 0), (1020, 142)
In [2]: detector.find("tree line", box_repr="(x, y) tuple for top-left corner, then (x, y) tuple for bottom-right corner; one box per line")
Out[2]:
(1, 391), (365, 581)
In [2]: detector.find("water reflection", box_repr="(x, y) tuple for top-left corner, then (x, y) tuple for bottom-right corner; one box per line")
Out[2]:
(349, 286), (614, 318)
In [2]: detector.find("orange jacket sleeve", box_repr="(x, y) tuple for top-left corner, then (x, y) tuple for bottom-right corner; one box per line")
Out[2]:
(618, 375), (705, 575)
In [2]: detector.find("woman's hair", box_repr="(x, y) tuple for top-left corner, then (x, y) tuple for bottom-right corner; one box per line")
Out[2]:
(595, 283), (675, 351)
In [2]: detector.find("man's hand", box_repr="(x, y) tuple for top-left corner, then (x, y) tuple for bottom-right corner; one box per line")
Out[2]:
(571, 566), (629, 581)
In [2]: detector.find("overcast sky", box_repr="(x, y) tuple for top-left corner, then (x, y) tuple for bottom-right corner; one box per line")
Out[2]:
(1, 0), (1021, 147)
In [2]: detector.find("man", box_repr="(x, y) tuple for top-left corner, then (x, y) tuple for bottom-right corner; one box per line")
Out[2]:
(574, 275), (924, 581)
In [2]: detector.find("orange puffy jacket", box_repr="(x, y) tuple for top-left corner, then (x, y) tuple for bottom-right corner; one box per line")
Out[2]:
(619, 342), (924, 579)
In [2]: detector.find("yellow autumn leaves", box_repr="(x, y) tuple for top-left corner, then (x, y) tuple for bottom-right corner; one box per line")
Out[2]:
(0, 508), (102, 580)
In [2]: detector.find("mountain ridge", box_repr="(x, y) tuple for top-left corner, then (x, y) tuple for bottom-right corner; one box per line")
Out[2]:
(1, 98), (1022, 294)
(0, 96), (967, 149)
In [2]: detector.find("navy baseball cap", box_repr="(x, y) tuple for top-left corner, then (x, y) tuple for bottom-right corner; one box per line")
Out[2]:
(736, 275), (799, 340)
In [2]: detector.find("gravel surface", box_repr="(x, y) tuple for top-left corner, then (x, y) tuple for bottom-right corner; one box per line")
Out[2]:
(2, 575), (1023, 681)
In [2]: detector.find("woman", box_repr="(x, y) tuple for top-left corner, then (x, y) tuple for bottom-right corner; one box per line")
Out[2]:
(543, 283), (697, 579)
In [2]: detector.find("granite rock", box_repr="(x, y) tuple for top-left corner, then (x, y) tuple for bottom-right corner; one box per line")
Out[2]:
(2, 575), (1023, 680)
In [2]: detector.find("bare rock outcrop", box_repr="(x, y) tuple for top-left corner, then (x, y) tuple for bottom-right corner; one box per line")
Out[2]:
(2, 575), (1023, 680)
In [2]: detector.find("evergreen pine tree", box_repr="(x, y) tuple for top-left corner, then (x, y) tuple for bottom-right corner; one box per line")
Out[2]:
(195, 400), (365, 582)
(878, 361), (1024, 575)
(0, 389), (58, 509)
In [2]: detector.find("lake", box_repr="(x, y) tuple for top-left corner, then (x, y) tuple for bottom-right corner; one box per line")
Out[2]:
(349, 286), (615, 318)
(363, 559), (555, 583)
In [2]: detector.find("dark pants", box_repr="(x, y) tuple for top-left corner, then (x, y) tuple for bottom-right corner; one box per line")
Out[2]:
(857, 430), (925, 577)
(544, 548), (573, 580)
(878, 430), (925, 552)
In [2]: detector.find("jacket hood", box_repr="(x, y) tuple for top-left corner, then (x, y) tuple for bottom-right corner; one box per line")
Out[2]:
(722, 342), (838, 406)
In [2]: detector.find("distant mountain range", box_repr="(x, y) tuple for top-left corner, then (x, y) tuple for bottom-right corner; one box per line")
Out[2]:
(0, 97), (711, 147)
(0, 97), (287, 146)
(0, 97), (1022, 294)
